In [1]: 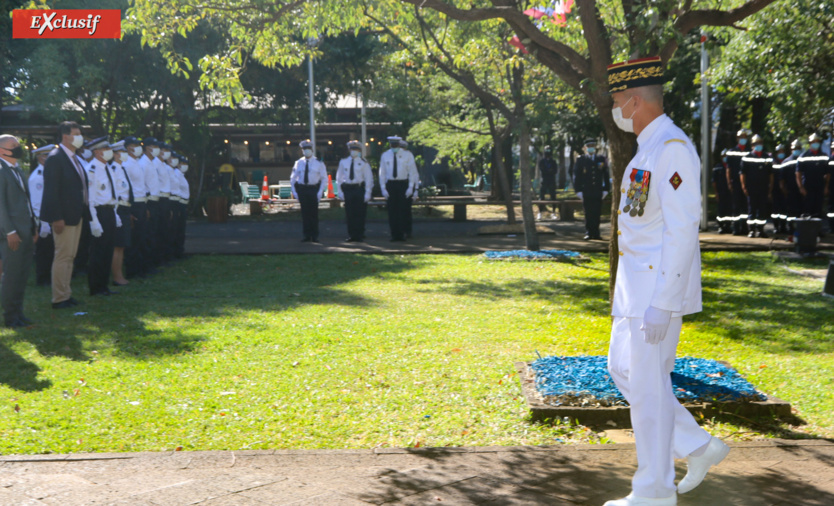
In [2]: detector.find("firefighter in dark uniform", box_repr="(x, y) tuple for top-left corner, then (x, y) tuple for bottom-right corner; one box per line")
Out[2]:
(781, 139), (804, 238)
(725, 129), (751, 236)
(740, 134), (773, 238)
(712, 148), (733, 234)
(573, 139), (610, 240)
(770, 143), (789, 234)
(796, 133), (831, 232)
(536, 145), (559, 220)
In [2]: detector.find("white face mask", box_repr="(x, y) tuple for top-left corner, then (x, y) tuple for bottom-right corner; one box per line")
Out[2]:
(612, 96), (636, 133)
(82, 149), (93, 160)
(102, 149), (113, 161)
(162, 150), (171, 160)
(132, 146), (142, 157)
(180, 165), (188, 173)
(303, 149), (313, 158)
(392, 147), (400, 154)
(71, 134), (84, 149)
(151, 147), (160, 157)
(114, 152), (124, 164)
(169, 158), (179, 167)
(350, 150), (361, 158)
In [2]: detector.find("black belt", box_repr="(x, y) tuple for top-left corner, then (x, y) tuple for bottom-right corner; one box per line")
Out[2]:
(96, 204), (115, 209)
(341, 183), (364, 189)
(296, 183), (320, 188)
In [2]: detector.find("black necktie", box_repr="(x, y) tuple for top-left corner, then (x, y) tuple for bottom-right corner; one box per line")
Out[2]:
(121, 165), (134, 203)
(103, 162), (116, 200)
(349, 159), (355, 181)
(304, 160), (309, 184)
(393, 154), (398, 179)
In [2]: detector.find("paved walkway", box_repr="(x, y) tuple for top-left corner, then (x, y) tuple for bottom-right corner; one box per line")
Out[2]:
(1, 440), (832, 504)
(184, 217), (834, 255)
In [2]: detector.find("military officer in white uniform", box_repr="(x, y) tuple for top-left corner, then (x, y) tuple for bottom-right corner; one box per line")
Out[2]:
(379, 136), (419, 241)
(29, 144), (55, 286)
(121, 136), (149, 278)
(604, 56), (729, 506)
(172, 155), (190, 258)
(139, 137), (162, 270)
(336, 140), (373, 242)
(84, 137), (122, 297)
(290, 139), (327, 242)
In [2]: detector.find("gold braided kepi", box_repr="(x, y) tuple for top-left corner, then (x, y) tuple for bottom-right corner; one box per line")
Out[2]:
(607, 56), (665, 93)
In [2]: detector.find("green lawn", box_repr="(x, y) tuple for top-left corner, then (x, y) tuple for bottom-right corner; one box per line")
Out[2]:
(1, 252), (831, 455)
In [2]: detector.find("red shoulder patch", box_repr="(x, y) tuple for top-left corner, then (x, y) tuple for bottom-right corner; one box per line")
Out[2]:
(669, 172), (682, 190)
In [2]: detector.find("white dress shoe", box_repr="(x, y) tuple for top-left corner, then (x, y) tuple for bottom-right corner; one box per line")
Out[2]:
(677, 436), (730, 494)
(603, 492), (676, 506)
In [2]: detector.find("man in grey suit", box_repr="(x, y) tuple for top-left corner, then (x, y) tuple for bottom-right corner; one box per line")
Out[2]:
(0, 135), (38, 328)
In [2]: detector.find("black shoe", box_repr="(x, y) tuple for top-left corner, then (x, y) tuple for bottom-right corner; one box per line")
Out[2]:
(19, 316), (34, 325)
(311, 238), (321, 243)
(592, 235), (603, 240)
(5, 318), (28, 328)
(301, 237), (312, 242)
(345, 238), (357, 242)
(68, 297), (80, 306)
(390, 237), (405, 242)
(758, 231), (769, 238)
(106, 289), (120, 295)
(405, 233), (412, 239)
(113, 281), (129, 287)
(52, 300), (75, 309)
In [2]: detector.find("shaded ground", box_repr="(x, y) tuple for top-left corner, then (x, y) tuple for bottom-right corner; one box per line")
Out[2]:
(1, 440), (832, 505)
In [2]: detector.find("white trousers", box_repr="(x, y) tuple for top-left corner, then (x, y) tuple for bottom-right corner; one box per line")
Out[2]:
(607, 316), (711, 498)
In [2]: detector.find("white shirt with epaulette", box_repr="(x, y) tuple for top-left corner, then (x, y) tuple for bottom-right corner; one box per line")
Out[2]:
(335, 156), (374, 201)
(612, 114), (702, 318)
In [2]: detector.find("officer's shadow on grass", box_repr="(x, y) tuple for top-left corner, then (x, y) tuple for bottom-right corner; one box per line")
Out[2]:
(0, 341), (51, 391)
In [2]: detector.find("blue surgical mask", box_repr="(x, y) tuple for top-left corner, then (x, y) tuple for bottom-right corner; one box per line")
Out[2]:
(722, 157), (728, 163)
(753, 145), (763, 153)
(587, 147), (596, 154)
(303, 149), (313, 158)
(350, 150), (360, 158)
(811, 142), (821, 150)
(777, 152), (786, 160)
(738, 138), (748, 146)
(792, 149), (802, 157)
(392, 148), (400, 154)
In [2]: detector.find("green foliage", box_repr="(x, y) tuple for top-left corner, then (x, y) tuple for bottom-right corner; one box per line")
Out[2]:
(711, 0), (834, 135)
(0, 252), (831, 454)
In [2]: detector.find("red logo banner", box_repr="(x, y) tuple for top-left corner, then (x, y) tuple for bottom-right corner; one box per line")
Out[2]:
(12, 9), (122, 39)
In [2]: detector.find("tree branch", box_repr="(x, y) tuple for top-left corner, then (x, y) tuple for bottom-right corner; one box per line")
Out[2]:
(659, 0), (776, 62)
(428, 117), (491, 136)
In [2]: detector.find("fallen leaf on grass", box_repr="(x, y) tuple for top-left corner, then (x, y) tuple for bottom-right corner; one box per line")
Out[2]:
(175, 446), (183, 451)
(14, 404), (20, 412)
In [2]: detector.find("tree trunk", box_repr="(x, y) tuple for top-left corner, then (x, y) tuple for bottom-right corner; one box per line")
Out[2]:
(518, 118), (539, 250)
(492, 131), (516, 224)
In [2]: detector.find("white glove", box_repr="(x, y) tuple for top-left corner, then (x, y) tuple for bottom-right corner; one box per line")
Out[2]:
(90, 219), (103, 238)
(337, 193), (344, 201)
(641, 306), (672, 345)
(576, 192), (583, 201)
(39, 222), (51, 238)
(291, 193), (298, 200)
(115, 212), (122, 228)
(405, 189), (413, 198)
(364, 196), (371, 203)
(382, 190), (390, 199)
(602, 191), (609, 199)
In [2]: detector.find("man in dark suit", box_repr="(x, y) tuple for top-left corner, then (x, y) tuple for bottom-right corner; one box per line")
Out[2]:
(0, 135), (38, 327)
(40, 121), (89, 309)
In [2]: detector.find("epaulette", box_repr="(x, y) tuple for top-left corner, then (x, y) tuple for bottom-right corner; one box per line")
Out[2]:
(664, 138), (686, 145)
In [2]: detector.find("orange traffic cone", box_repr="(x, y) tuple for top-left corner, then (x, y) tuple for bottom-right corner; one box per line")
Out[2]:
(261, 174), (269, 200)
(327, 174), (335, 199)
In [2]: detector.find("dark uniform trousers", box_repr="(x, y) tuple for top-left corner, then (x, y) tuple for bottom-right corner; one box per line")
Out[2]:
(404, 194), (413, 237)
(88, 205), (116, 295)
(342, 183), (367, 241)
(145, 200), (160, 267)
(385, 180), (409, 240)
(174, 202), (187, 258)
(726, 152), (749, 235)
(771, 166), (787, 233)
(157, 197), (172, 263)
(539, 178), (557, 213)
(296, 184), (320, 240)
(34, 233), (55, 285)
(127, 202), (148, 277)
(583, 191), (604, 238)
(2, 229), (34, 323)
(73, 218), (92, 275)
(712, 165), (733, 232)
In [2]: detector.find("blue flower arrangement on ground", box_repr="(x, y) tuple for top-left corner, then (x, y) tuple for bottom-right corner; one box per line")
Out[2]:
(484, 249), (582, 260)
(530, 355), (767, 407)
